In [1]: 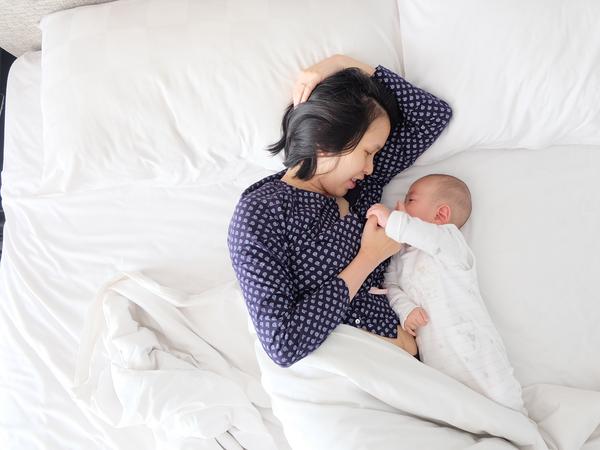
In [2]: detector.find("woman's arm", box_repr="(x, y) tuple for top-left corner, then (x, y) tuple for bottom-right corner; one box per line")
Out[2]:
(229, 203), (403, 367)
(367, 66), (453, 187)
(229, 228), (351, 368)
(339, 215), (401, 298)
(347, 65), (454, 216)
(292, 54), (374, 106)
(292, 55), (452, 216)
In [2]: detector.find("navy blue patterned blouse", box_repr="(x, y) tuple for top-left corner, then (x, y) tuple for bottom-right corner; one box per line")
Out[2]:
(228, 66), (452, 367)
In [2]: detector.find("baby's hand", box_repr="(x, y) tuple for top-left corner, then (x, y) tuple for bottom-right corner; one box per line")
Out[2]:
(366, 203), (391, 228)
(403, 307), (429, 337)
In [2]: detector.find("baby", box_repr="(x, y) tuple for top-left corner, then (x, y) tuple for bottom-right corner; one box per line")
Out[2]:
(367, 174), (526, 413)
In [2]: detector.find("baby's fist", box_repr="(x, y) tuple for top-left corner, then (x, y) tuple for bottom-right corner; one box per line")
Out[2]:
(403, 307), (429, 337)
(366, 203), (391, 228)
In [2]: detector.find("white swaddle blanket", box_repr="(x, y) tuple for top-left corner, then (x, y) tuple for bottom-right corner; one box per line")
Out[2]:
(383, 211), (525, 412)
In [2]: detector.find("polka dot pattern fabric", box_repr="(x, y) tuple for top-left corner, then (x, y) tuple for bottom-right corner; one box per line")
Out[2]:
(228, 66), (452, 367)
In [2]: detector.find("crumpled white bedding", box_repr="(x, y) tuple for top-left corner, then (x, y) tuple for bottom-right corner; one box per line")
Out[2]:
(72, 271), (288, 450)
(74, 271), (600, 450)
(256, 326), (600, 450)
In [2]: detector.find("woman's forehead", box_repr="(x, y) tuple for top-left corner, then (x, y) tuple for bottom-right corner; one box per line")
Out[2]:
(363, 115), (390, 143)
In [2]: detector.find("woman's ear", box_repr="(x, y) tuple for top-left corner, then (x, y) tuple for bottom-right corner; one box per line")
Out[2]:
(434, 204), (451, 225)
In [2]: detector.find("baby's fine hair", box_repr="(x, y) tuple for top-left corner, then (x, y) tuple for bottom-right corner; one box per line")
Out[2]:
(418, 174), (472, 228)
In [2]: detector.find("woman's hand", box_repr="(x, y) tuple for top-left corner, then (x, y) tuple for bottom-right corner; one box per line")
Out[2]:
(338, 216), (401, 301)
(292, 54), (375, 107)
(359, 215), (402, 266)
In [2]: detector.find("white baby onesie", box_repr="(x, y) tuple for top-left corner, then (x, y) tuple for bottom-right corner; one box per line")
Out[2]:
(383, 211), (525, 412)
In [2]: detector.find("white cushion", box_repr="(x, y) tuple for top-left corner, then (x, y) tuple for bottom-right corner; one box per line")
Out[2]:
(39, 0), (404, 192)
(396, 0), (600, 164)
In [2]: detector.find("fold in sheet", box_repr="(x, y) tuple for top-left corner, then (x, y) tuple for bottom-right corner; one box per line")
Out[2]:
(72, 272), (281, 450)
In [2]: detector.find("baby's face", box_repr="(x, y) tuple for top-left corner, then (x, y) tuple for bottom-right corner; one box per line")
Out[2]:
(395, 179), (439, 223)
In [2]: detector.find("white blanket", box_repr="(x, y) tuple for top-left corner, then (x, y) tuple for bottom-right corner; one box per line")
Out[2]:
(256, 326), (600, 450)
(72, 272), (286, 450)
(73, 272), (600, 450)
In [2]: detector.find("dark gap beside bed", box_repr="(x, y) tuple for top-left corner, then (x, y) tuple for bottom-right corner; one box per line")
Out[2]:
(0, 47), (17, 261)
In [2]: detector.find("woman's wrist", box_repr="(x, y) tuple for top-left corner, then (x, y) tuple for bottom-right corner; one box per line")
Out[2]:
(338, 250), (381, 301)
(356, 248), (381, 269)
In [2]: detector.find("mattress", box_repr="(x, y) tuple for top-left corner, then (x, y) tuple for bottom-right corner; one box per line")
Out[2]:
(2, 5), (600, 449)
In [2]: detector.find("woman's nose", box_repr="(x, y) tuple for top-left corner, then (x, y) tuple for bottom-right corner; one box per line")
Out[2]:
(364, 159), (374, 176)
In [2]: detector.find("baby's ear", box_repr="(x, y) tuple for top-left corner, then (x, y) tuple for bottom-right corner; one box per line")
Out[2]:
(434, 204), (451, 224)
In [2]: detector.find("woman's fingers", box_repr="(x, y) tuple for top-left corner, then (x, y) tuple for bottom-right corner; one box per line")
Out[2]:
(293, 84), (310, 107)
(299, 86), (309, 105)
(292, 82), (304, 107)
(366, 214), (378, 227)
(367, 205), (379, 216)
(293, 70), (322, 106)
(300, 79), (317, 104)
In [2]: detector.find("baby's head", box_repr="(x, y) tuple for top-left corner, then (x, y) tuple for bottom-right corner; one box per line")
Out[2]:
(397, 174), (472, 228)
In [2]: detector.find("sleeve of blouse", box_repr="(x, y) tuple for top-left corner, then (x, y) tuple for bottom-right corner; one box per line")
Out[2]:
(351, 66), (453, 216)
(228, 199), (352, 368)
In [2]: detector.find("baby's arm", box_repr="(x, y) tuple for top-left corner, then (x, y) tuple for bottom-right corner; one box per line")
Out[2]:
(385, 211), (469, 265)
(383, 256), (420, 330)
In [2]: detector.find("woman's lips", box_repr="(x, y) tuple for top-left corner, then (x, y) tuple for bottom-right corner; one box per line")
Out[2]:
(347, 179), (356, 189)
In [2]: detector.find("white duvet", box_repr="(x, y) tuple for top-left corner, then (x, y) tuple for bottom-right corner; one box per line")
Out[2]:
(257, 329), (599, 450)
(72, 272), (287, 450)
(73, 272), (600, 450)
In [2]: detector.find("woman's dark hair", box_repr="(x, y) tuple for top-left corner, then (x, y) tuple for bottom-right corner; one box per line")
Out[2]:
(268, 67), (401, 180)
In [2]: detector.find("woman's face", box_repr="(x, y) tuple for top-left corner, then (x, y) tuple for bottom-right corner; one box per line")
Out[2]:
(314, 113), (391, 198)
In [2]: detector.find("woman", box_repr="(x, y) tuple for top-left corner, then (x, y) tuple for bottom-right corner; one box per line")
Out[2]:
(228, 54), (452, 367)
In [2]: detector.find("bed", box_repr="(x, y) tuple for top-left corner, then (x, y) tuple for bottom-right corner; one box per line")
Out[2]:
(1, 0), (599, 449)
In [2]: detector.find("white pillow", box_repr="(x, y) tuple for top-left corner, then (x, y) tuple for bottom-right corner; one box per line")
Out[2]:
(396, 0), (600, 164)
(39, 0), (404, 192)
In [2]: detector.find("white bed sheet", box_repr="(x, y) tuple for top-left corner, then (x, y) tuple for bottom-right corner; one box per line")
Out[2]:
(0, 52), (281, 450)
(2, 51), (600, 449)
(0, 52), (157, 450)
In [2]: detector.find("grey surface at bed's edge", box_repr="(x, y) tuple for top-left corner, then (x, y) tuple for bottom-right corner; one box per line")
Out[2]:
(0, 0), (114, 56)
(0, 47), (15, 261)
